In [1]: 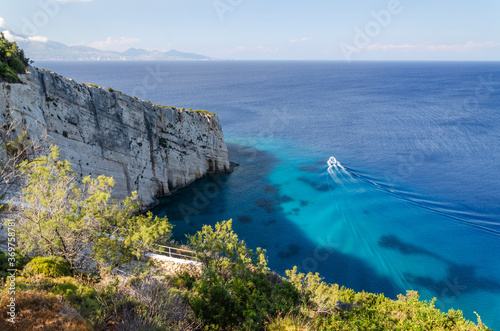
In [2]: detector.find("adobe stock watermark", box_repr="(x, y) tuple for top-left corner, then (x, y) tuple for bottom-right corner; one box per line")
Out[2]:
(340, 0), (408, 61)
(233, 107), (291, 163)
(298, 234), (341, 274)
(131, 64), (167, 101)
(382, 133), (442, 184)
(21, 0), (74, 37)
(383, 73), (497, 184)
(5, 218), (17, 324)
(212, 0), (243, 21)
(463, 74), (497, 112)
(435, 276), (467, 312)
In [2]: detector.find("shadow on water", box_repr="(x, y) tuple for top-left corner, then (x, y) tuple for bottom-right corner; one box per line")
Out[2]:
(379, 235), (448, 264)
(379, 234), (500, 296)
(152, 143), (403, 298)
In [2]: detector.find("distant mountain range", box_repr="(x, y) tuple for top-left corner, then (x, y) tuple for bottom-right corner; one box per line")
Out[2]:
(2, 30), (212, 61)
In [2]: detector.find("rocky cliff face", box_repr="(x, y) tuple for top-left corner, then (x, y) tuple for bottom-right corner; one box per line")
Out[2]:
(0, 66), (230, 207)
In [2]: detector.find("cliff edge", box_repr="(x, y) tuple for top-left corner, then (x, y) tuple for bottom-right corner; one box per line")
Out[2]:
(0, 66), (230, 207)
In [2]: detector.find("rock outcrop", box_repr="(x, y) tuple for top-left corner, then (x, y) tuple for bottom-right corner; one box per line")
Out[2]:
(0, 66), (230, 207)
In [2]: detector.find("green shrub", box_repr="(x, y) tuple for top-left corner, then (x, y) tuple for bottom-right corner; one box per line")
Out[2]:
(0, 251), (30, 277)
(8, 55), (26, 73)
(285, 267), (489, 330)
(171, 270), (195, 290)
(22, 256), (71, 278)
(0, 33), (29, 83)
(49, 278), (100, 321)
(190, 270), (299, 330)
(188, 109), (216, 116)
(0, 61), (21, 83)
(187, 220), (300, 330)
(267, 313), (314, 331)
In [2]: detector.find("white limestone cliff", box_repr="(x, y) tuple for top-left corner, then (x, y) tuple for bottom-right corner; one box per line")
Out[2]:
(0, 66), (230, 207)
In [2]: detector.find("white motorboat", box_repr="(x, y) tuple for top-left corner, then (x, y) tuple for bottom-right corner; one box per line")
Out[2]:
(327, 156), (337, 167)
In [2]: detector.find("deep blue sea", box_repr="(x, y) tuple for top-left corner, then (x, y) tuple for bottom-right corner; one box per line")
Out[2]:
(39, 61), (500, 328)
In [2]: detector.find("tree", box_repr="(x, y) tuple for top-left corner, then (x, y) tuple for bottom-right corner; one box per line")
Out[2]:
(15, 146), (172, 271)
(0, 33), (30, 83)
(186, 220), (299, 330)
(187, 219), (268, 273)
(0, 114), (46, 214)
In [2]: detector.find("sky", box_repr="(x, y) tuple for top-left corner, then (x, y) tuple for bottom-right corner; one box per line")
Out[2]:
(0, 0), (499, 61)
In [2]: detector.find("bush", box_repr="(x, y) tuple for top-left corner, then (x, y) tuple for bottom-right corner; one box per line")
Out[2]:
(90, 275), (198, 330)
(0, 61), (21, 83)
(267, 313), (314, 331)
(22, 256), (71, 278)
(190, 269), (300, 330)
(0, 252), (30, 277)
(0, 33), (29, 83)
(188, 109), (216, 116)
(49, 278), (100, 321)
(171, 270), (195, 290)
(285, 267), (490, 330)
(187, 220), (301, 330)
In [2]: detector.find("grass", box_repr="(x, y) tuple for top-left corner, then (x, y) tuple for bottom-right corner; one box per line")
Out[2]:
(0, 289), (92, 330)
(1, 273), (199, 330)
(187, 109), (217, 116)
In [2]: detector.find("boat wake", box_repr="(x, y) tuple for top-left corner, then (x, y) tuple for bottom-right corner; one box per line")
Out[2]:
(326, 156), (500, 236)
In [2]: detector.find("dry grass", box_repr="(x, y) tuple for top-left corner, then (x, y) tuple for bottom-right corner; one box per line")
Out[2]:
(0, 290), (91, 330)
(110, 275), (199, 331)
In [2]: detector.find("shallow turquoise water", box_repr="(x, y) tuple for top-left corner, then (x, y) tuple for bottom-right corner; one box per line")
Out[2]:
(153, 138), (500, 327)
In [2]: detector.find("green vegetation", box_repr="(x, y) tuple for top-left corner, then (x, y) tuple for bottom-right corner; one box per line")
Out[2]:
(283, 267), (487, 330)
(107, 86), (122, 93)
(83, 83), (100, 89)
(1, 213), (490, 330)
(0, 116), (44, 214)
(15, 146), (172, 272)
(0, 32), (30, 83)
(22, 256), (71, 278)
(1, 273), (198, 330)
(184, 220), (299, 330)
(187, 109), (217, 116)
(149, 103), (217, 116)
(0, 252), (30, 277)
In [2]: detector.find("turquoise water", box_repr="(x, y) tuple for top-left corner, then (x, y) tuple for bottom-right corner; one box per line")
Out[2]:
(39, 61), (500, 328)
(152, 138), (500, 327)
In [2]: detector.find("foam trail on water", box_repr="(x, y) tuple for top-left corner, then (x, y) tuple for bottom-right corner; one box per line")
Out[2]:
(326, 157), (409, 292)
(330, 158), (500, 236)
(328, 158), (362, 193)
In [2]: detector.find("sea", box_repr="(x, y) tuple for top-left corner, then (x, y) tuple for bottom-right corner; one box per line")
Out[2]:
(38, 60), (500, 329)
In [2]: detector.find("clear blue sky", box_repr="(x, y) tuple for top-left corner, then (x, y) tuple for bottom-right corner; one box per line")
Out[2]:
(1, 0), (499, 60)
